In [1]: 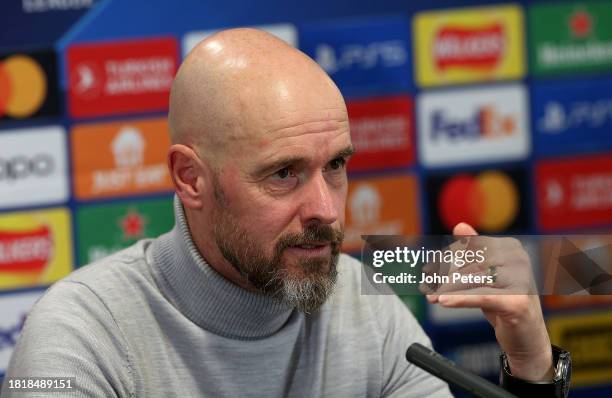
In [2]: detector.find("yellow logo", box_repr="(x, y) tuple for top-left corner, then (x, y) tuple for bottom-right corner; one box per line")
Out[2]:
(413, 4), (525, 87)
(0, 55), (47, 118)
(0, 208), (73, 291)
(548, 312), (612, 387)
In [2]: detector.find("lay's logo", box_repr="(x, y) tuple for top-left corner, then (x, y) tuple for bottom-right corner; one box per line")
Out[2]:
(0, 225), (52, 273)
(0, 208), (73, 291)
(414, 5), (525, 87)
(434, 23), (504, 71)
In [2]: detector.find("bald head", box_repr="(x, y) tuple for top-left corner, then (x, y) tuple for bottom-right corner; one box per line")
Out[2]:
(168, 28), (346, 165)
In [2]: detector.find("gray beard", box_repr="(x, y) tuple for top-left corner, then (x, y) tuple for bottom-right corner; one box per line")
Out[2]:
(213, 212), (342, 314)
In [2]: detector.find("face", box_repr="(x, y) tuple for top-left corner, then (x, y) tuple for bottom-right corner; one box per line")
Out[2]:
(209, 101), (352, 313)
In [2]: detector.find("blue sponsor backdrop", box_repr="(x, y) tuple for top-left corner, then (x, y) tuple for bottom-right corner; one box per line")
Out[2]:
(300, 16), (413, 98)
(531, 76), (612, 157)
(1, 0), (612, 396)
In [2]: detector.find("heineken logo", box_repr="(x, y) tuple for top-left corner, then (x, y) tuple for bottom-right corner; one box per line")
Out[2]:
(530, 2), (612, 74)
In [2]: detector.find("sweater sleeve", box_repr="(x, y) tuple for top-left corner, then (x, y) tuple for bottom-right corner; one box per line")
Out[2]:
(374, 294), (452, 398)
(1, 281), (134, 398)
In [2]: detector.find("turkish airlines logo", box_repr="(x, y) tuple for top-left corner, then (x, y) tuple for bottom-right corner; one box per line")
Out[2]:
(536, 155), (612, 231)
(70, 56), (174, 100)
(346, 96), (414, 172)
(543, 174), (612, 211)
(351, 116), (409, 150)
(71, 61), (103, 100)
(0, 225), (53, 273)
(67, 37), (178, 118)
(434, 23), (505, 71)
(316, 40), (407, 74)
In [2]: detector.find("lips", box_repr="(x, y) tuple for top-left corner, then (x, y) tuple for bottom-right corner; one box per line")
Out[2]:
(286, 242), (332, 257)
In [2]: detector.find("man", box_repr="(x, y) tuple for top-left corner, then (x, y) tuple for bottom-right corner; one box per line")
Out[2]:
(2, 29), (564, 397)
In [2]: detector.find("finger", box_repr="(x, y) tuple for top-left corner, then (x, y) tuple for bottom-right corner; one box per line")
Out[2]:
(436, 291), (531, 311)
(453, 222), (478, 237)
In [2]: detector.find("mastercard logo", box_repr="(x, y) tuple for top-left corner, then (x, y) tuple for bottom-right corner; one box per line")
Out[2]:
(437, 171), (519, 232)
(0, 55), (47, 118)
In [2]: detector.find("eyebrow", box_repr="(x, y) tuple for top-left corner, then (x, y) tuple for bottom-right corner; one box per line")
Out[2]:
(253, 145), (355, 178)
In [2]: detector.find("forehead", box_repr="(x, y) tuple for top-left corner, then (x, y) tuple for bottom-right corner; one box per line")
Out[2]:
(248, 107), (351, 169)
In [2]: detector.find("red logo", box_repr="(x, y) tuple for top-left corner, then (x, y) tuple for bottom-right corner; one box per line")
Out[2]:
(0, 225), (52, 273)
(434, 23), (505, 71)
(569, 10), (593, 39)
(67, 37), (178, 119)
(536, 154), (612, 231)
(120, 209), (147, 240)
(346, 96), (414, 172)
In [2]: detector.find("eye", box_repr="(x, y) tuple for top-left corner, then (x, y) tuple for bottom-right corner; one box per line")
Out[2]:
(275, 167), (292, 179)
(327, 157), (347, 171)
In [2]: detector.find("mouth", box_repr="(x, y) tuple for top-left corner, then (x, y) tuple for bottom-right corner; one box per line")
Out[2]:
(286, 243), (331, 257)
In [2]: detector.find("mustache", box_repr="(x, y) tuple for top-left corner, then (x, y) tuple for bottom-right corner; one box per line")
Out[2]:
(276, 224), (344, 251)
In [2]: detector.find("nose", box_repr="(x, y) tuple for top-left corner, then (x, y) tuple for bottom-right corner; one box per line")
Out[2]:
(299, 171), (339, 226)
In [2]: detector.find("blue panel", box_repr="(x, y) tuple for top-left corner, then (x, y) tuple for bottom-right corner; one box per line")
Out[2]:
(58, 0), (509, 46)
(0, 0), (101, 48)
(531, 77), (612, 157)
(299, 15), (413, 98)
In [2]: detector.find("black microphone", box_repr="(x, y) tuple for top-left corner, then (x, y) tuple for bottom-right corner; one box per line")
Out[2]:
(406, 343), (517, 398)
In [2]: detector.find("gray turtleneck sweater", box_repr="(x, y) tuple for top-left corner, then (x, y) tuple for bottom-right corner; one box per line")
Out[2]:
(1, 200), (450, 397)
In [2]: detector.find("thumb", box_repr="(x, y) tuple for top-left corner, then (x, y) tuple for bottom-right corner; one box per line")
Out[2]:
(453, 222), (478, 237)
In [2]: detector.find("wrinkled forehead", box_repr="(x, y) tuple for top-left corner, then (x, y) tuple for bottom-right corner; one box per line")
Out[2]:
(236, 107), (352, 177)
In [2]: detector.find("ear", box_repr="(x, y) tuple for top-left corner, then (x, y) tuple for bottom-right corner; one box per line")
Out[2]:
(167, 144), (209, 210)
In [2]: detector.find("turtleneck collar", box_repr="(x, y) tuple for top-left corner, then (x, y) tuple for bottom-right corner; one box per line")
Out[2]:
(149, 197), (295, 340)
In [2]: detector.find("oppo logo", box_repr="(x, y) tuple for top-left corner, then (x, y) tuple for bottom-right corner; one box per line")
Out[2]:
(0, 154), (55, 182)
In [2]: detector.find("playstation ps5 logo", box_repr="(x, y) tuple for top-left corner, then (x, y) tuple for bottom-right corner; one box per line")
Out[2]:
(315, 41), (408, 74)
(539, 100), (612, 134)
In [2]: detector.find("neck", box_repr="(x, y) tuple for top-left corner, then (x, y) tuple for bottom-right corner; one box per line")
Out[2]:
(184, 206), (258, 292)
(149, 196), (295, 340)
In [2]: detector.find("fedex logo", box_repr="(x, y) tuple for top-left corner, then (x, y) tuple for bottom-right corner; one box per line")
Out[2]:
(431, 106), (515, 141)
(418, 84), (529, 167)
